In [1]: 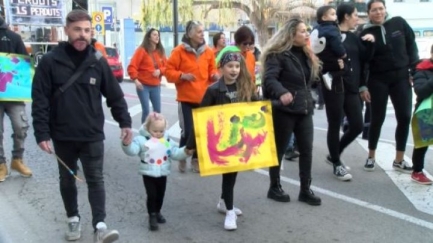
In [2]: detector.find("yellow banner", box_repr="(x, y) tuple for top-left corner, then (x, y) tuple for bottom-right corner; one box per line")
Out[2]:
(192, 101), (278, 176)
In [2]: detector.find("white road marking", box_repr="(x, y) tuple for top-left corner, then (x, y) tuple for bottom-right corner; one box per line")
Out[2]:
(357, 138), (433, 216)
(254, 168), (433, 230)
(104, 120), (433, 230)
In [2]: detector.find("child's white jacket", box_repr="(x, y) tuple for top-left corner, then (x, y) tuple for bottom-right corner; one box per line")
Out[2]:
(122, 125), (188, 177)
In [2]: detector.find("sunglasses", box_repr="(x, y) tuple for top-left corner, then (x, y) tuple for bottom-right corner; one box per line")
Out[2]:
(242, 42), (254, 46)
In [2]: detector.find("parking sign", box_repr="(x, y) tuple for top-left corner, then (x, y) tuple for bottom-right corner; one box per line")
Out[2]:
(102, 6), (113, 24)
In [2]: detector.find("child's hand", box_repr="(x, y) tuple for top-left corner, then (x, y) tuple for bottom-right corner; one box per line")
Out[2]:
(185, 148), (195, 156)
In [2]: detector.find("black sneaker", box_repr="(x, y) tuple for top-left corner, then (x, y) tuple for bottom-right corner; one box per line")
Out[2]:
(333, 165), (352, 181)
(149, 213), (159, 231)
(364, 158), (375, 171)
(284, 149), (299, 161)
(156, 213), (166, 224)
(393, 160), (413, 174)
(325, 155), (351, 171)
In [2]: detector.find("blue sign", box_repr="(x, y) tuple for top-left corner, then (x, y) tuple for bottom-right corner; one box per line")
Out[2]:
(102, 6), (113, 24)
(95, 24), (102, 31)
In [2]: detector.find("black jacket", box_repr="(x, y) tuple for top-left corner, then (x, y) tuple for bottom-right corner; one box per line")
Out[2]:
(0, 23), (27, 55)
(315, 21), (346, 58)
(361, 16), (419, 75)
(262, 50), (315, 115)
(321, 31), (374, 93)
(413, 59), (433, 110)
(186, 78), (258, 149)
(31, 42), (131, 143)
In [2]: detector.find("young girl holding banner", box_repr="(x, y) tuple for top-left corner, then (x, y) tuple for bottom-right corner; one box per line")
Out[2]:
(187, 47), (257, 231)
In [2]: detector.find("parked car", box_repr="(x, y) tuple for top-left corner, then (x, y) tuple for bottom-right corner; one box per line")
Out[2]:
(105, 46), (124, 82)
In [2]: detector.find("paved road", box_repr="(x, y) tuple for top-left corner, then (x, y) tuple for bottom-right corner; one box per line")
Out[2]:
(0, 81), (432, 243)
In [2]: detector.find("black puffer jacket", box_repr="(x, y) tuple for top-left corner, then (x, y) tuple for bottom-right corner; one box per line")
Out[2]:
(262, 48), (315, 115)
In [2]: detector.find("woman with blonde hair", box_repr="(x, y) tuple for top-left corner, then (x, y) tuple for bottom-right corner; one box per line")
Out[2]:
(261, 18), (322, 205)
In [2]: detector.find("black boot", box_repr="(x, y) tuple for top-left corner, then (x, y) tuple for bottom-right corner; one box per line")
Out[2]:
(149, 213), (159, 231)
(298, 178), (321, 206)
(156, 212), (166, 224)
(267, 178), (290, 202)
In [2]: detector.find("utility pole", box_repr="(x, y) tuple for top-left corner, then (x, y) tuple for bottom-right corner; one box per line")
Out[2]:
(173, 0), (178, 46)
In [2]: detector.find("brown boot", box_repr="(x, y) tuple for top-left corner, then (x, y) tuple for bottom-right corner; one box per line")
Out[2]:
(0, 163), (9, 182)
(11, 158), (32, 177)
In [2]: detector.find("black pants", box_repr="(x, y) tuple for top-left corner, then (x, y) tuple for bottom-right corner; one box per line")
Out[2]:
(53, 140), (105, 229)
(179, 102), (200, 159)
(368, 70), (412, 151)
(322, 80), (363, 163)
(142, 175), (167, 214)
(317, 82), (325, 106)
(412, 147), (428, 172)
(220, 172), (238, 210)
(269, 108), (314, 182)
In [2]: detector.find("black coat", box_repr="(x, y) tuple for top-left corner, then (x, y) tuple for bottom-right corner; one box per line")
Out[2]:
(262, 50), (315, 115)
(31, 42), (131, 143)
(0, 23), (27, 55)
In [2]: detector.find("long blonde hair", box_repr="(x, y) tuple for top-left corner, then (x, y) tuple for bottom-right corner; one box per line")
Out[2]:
(260, 19), (321, 80)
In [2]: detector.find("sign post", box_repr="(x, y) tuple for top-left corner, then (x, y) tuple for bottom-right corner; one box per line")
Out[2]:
(92, 11), (105, 36)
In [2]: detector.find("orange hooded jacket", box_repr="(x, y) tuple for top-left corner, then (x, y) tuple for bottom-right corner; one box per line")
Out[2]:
(242, 50), (256, 83)
(127, 47), (167, 86)
(93, 41), (107, 58)
(165, 44), (218, 104)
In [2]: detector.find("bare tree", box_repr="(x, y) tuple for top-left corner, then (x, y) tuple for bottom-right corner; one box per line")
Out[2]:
(141, 0), (317, 46)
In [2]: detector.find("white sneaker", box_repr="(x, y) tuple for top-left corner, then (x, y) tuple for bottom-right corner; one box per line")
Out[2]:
(224, 210), (237, 231)
(217, 199), (242, 216)
(94, 222), (119, 243)
(65, 216), (81, 241)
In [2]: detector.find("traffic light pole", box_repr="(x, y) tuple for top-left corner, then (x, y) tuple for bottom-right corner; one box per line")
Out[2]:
(173, 0), (179, 46)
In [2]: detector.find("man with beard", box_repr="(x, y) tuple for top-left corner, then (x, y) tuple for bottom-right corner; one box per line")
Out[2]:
(31, 10), (132, 243)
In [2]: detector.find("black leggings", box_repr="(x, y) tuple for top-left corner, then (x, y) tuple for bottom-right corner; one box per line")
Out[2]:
(322, 79), (363, 163)
(179, 102), (200, 159)
(367, 70), (412, 151)
(269, 108), (314, 182)
(142, 175), (167, 214)
(412, 147), (428, 172)
(220, 172), (238, 210)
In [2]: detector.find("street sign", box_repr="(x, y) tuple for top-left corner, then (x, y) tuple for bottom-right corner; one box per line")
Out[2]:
(92, 11), (105, 35)
(102, 6), (113, 24)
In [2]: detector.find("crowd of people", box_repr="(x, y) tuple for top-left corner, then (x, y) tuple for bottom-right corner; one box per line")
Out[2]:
(0, 0), (432, 241)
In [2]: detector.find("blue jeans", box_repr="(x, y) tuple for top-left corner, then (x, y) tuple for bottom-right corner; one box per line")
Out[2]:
(286, 133), (295, 150)
(136, 85), (161, 123)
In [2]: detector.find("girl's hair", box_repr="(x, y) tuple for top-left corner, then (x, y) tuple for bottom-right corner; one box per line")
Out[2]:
(219, 51), (255, 102)
(143, 112), (167, 131)
(337, 3), (356, 24)
(140, 28), (165, 57)
(367, 0), (386, 12)
(260, 18), (321, 81)
(316, 6), (335, 23)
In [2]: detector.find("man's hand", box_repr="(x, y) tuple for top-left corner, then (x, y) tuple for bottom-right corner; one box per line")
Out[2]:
(360, 90), (371, 103)
(120, 128), (133, 145)
(38, 140), (52, 154)
(279, 92), (294, 106)
(361, 34), (375, 42)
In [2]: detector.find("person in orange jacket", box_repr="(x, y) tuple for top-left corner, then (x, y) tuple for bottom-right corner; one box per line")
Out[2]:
(128, 28), (167, 123)
(91, 27), (107, 58)
(165, 20), (219, 173)
(234, 26), (256, 84)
